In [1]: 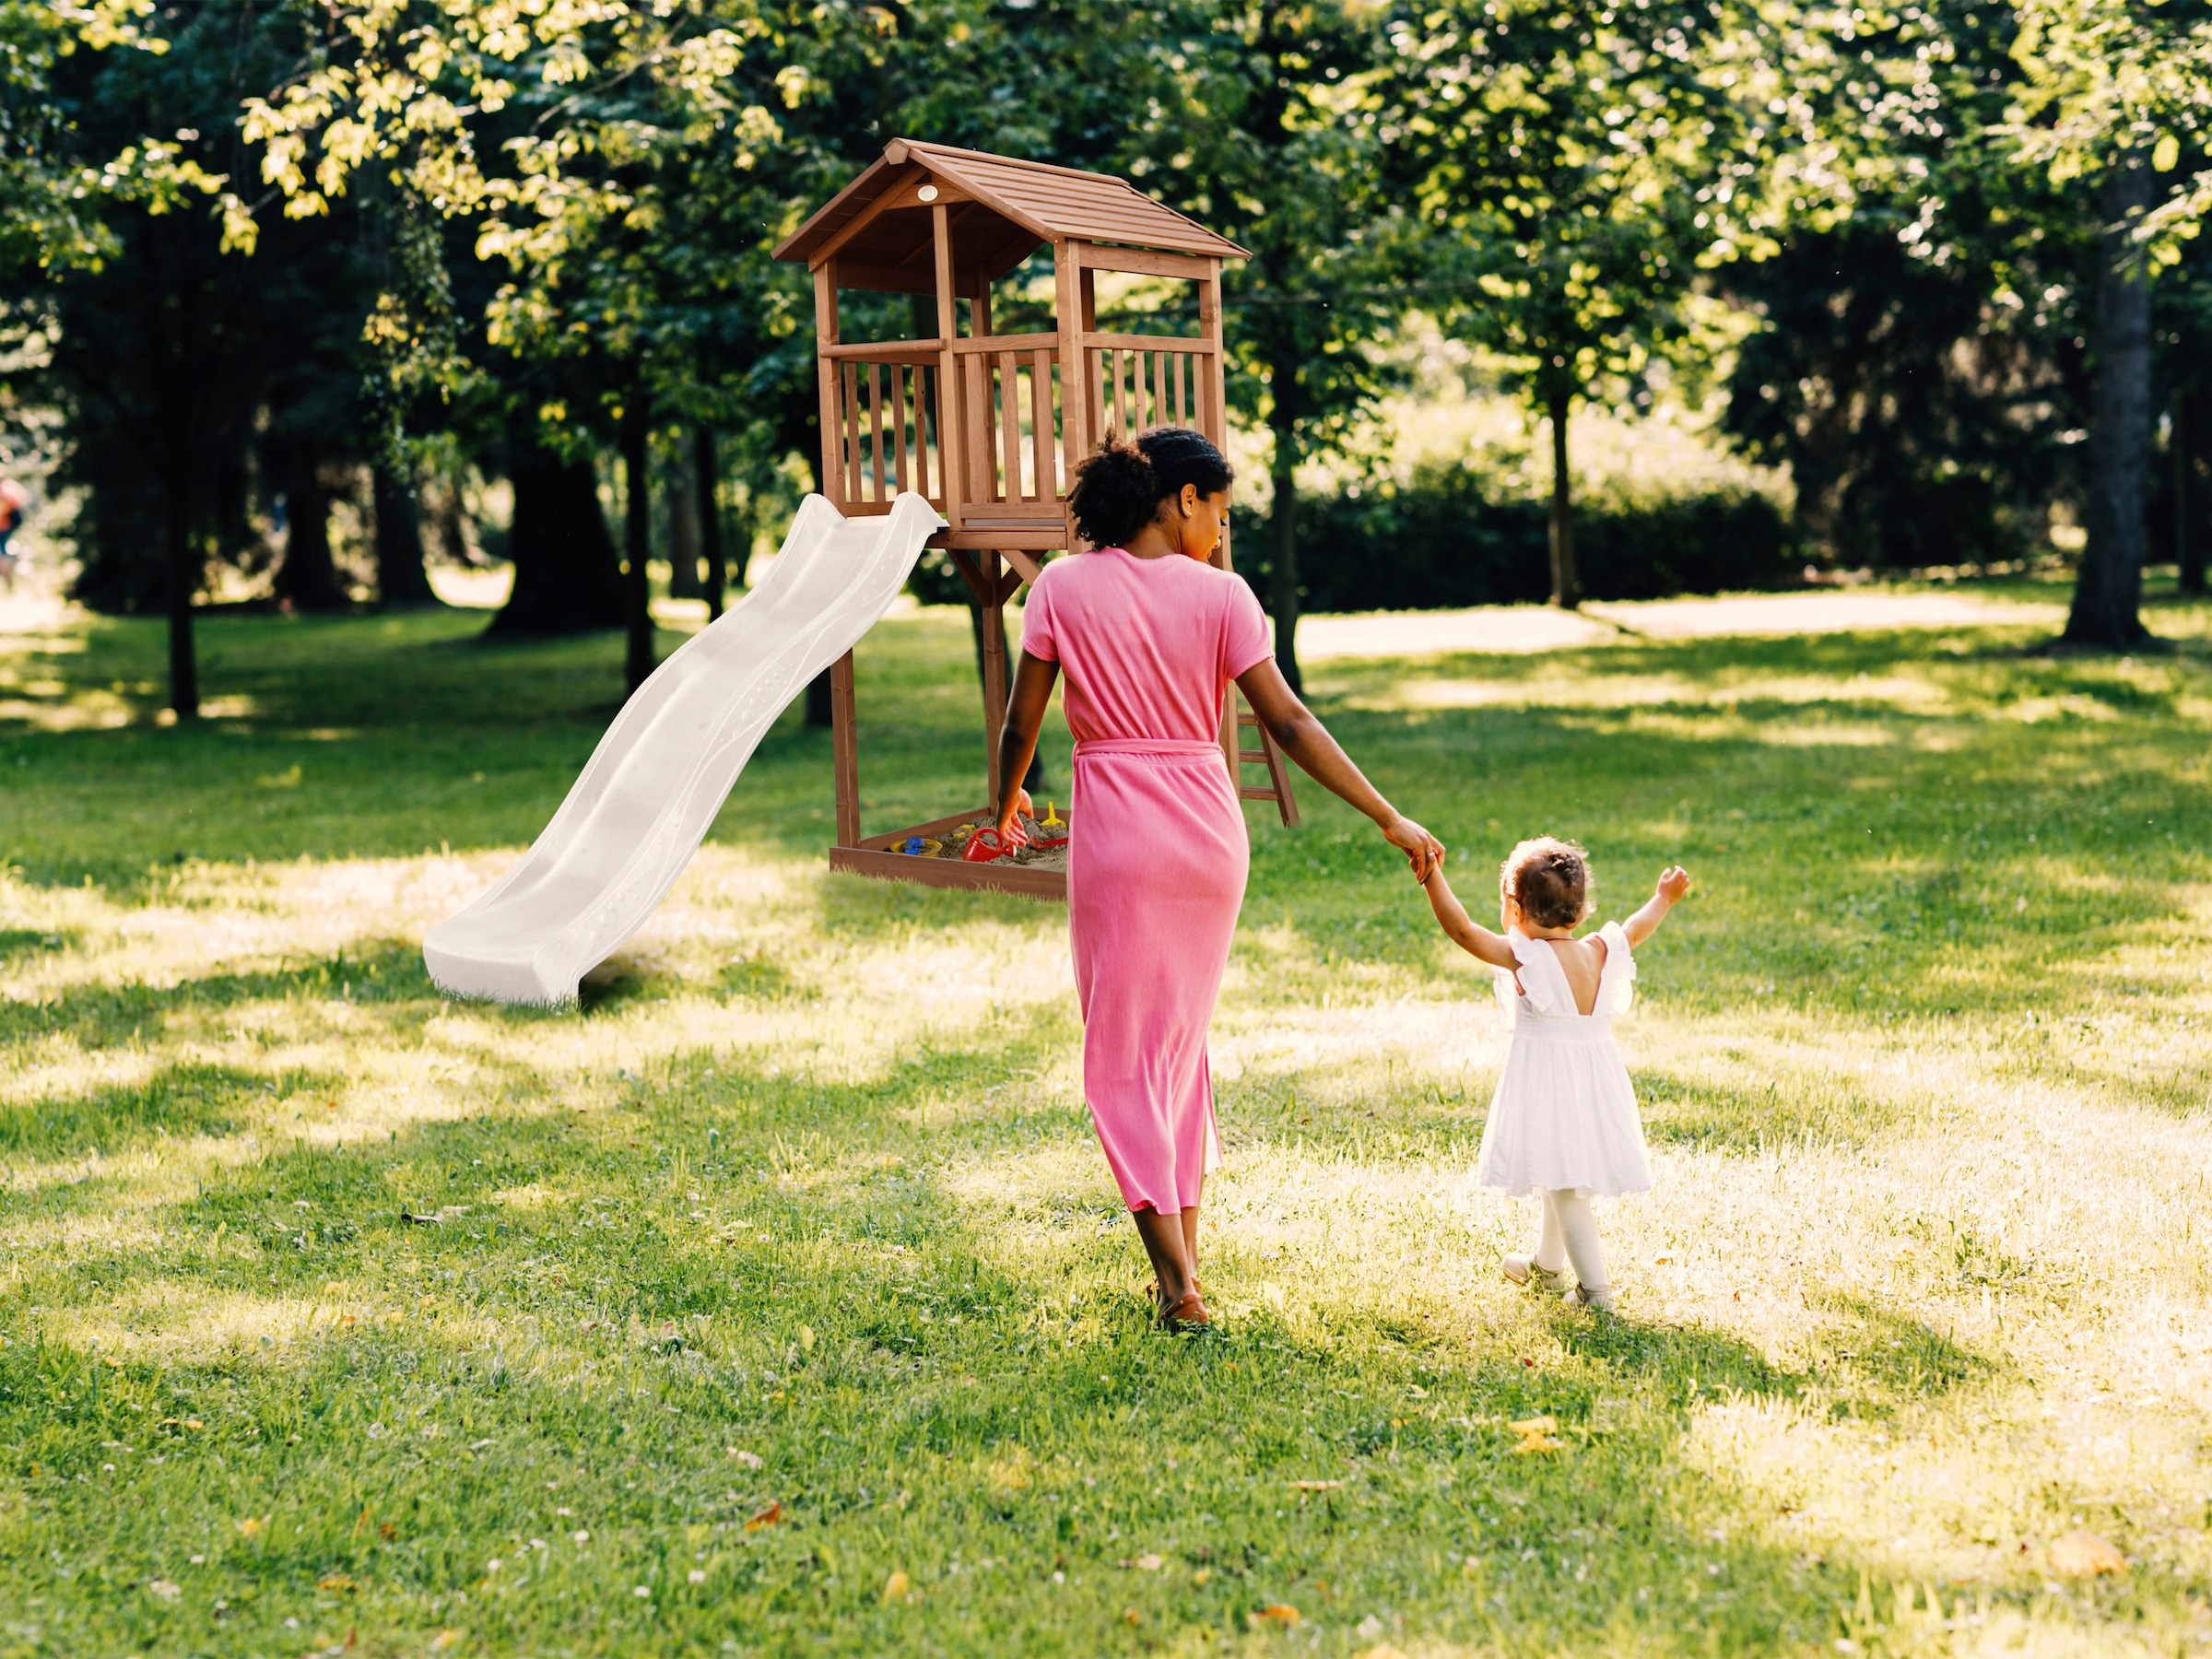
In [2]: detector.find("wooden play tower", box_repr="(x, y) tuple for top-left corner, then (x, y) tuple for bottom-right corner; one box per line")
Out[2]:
(773, 138), (1298, 899)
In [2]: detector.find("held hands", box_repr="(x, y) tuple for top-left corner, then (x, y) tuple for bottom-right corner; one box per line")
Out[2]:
(1381, 813), (1445, 883)
(1654, 865), (1692, 905)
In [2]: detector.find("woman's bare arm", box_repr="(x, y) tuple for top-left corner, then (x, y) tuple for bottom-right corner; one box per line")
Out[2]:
(1235, 657), (1442, 880)
(994, 648), (1061, 833)
(1421, 866), (1519, 968)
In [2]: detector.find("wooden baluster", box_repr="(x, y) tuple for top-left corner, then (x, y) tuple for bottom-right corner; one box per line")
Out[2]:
(1171, 351), (1186, 425)
(998, 349), (1021, 502)
(841, 362), (863, 501)
(890, 360), (910, 495)
(1112, 349), (1129, 437)
(1030, 348), (1054, 502)
(982, 551), (1007, 805)
(867, 362), (888, 501)
(915, 364), (933, 502)
(1090, 347), (1108, 451)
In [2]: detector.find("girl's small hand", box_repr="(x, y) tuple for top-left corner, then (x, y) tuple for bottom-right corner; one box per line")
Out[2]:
(995, 787), (1034, 843)
(1655, 865), (1691, 903)
(1381, 814), (1444, 882)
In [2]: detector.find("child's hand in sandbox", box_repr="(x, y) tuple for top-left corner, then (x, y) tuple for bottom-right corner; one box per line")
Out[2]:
(1655, 865), (1691, 905)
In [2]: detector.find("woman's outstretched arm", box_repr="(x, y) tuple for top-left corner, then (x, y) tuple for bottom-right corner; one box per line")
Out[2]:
(1235, 657), (1443, 881)
(994, 648), (1061, 835)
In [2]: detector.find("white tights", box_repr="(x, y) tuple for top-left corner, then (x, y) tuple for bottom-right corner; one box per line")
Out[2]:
(1533, 1189), (1610, 1294)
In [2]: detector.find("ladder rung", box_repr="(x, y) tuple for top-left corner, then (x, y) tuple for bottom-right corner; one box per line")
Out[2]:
(1237, 786), (1284, 801)
(1238, 749), (1268, 764)
(1237, 713), (1263, 726)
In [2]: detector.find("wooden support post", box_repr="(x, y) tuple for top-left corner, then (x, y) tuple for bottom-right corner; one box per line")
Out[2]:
(982, 550), (1009, 807)
(1200, 258), (1226, 446)
(932, 205), (964, 535)
(830, 651), (860, 847)
(1054, 243), (1089, 527)
(815, 267), (843, 507)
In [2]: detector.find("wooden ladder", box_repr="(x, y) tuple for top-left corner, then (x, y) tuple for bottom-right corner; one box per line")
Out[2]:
(1209, 534), (1298, 827)
(1223, 690), (1300, 826)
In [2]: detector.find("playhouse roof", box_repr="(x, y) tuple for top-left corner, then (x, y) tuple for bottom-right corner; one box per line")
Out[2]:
(772, 139), (1248, 290)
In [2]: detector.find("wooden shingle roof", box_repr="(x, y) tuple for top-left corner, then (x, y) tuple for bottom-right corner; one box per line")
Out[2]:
(773, 139), (1247, 285)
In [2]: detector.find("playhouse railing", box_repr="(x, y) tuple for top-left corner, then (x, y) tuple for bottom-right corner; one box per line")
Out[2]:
(821, 342), (944, 512)
(824, 330), (1222, 530)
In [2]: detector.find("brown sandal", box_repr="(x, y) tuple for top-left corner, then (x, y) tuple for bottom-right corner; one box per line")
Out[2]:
(1159, 1289), (1212, 1331)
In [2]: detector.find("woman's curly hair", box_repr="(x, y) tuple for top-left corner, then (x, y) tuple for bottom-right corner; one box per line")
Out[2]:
(1500, 837), (1593, 931)
(1065, 426), (1234, 548)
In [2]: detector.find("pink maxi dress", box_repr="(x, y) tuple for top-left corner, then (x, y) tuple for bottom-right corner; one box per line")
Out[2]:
(1018, 547), (1273, 1215)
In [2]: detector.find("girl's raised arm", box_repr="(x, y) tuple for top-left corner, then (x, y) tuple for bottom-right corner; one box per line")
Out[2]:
(1422, 866), (1518, 969)
(1622, 865), (1692, 947)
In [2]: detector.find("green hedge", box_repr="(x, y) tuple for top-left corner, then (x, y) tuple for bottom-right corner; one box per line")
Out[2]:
(1252, 461), (1801, 611)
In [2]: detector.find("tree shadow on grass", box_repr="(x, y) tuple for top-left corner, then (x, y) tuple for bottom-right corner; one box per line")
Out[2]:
(0, 936), (441, 1054)
(0, 1058), (344, 1163)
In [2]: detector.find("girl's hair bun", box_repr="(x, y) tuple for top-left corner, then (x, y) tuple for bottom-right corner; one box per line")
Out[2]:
(1500, 837), (1593, 930)
(1066, 426), (1234, 548)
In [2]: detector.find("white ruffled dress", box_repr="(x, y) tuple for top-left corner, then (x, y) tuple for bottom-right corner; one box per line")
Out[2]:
(1475, 923), (1653, 1198)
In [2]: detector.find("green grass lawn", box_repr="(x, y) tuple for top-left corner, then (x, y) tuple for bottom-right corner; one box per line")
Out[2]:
(1, 576), (2209, 1657)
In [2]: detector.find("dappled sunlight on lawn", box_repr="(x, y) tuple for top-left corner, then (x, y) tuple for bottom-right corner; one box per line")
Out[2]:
(1, 589), (2209, 1654)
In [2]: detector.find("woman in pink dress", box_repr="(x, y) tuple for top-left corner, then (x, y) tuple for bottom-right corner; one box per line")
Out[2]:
(994, 429), (1442, 1329)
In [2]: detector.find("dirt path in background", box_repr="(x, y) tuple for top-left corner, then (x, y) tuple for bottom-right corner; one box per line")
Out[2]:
(1297, 590), (2069, 661)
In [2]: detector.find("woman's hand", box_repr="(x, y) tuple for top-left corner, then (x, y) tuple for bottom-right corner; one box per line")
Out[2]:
(1380, 813), (1444, 882)
(994, 786), (1034, 844)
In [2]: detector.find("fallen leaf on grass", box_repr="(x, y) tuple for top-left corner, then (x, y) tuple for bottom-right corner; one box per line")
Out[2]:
(1288, 1480), (1343, 1491)
(726, 1448), (764, 1469)
(1130, 1554), (1163, 1571)
(147, 1579), (181, 1600)
(236, 1517), (266, 1539)
(746, 1501), (782, 1531)
(1249, 1604), (1300, 1627)
(2049, 1531), (2126, 1577)
(318, 1574), (357, 1594)
(428, 1634), (462, 1652)
(882, 1570), (910, 1603)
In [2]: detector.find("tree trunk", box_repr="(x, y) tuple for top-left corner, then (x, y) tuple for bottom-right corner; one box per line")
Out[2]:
(273, 468), (346, 612)
(1268, 359), (1303, 694)
(164, 477), (198, 719)
(623, 393), (655, 695)
(1547, 385), (1580, 610)
(665, 441), (703, 599)
(2179, 390), (2206, 596)
(372, 465), (439, 607)
(695, 425), (726, 620)
(488, 427), (624, 637)
(2065, 159), (2155, 648)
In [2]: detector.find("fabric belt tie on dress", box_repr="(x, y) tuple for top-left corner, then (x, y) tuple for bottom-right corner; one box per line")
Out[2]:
(1510, 1018), (1616, 1044)
(1073, 739), (1223, 759)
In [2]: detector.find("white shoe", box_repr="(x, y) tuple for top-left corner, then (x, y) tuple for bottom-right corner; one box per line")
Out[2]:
(1502, 1253), (1571, 1289)
(1563, 1281), (1617, 1312)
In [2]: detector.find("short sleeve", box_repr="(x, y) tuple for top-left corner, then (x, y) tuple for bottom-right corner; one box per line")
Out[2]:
(1219, 576), (1272, 679)
(1595, 922), (1638, 1016)
(1017, 566), (1059, 663)
(1500, 929), (1576, 1018)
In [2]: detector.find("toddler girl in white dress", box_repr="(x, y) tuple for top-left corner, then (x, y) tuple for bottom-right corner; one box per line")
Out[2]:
(1421, 838), (1690, 1311)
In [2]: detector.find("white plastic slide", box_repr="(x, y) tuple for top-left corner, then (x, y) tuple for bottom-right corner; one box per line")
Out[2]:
(423, 491), (944, 1005)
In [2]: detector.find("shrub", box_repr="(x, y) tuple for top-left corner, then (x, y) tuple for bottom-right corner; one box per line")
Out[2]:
(1249, 460), (1800, 611)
